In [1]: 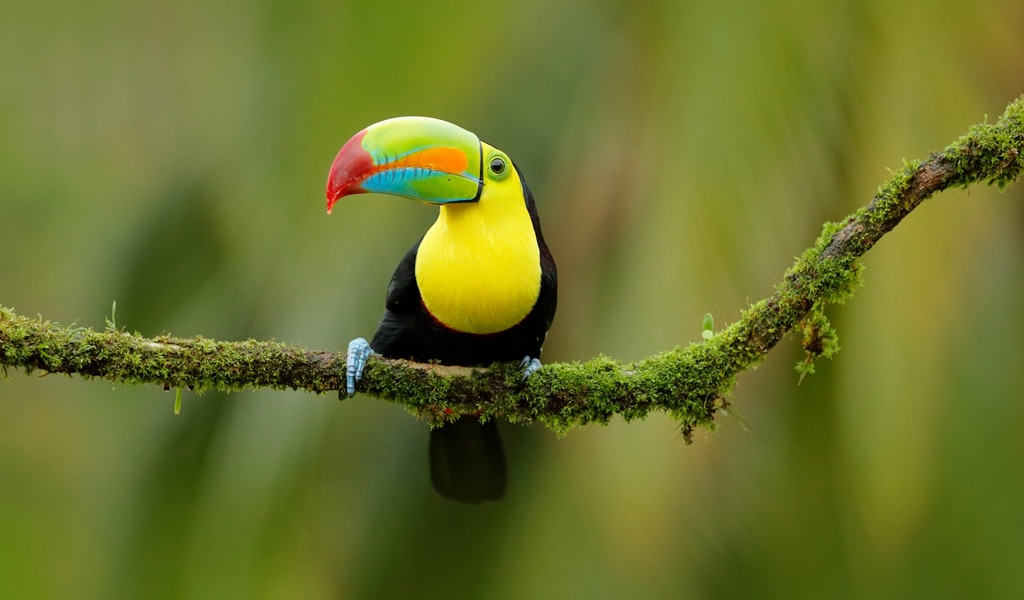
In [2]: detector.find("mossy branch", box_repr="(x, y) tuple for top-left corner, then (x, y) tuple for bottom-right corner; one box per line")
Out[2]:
(3, 96), (1024, 437)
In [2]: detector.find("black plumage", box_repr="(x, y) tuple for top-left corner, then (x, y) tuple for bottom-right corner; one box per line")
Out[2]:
(368, 173), (557, 503)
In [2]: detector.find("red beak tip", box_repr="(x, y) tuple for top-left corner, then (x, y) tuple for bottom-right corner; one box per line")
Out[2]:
(325, 129), (372, 215)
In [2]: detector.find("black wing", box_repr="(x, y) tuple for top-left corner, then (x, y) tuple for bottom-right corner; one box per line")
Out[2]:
(521, 175), (558, 354)
(369, 239), (430, 359)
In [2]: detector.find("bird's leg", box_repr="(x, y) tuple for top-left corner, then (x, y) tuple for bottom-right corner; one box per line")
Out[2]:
(519, 356), (543, 382)
(345, 337), (374, 397)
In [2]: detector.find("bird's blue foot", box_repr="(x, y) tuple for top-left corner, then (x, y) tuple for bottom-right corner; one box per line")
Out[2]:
(345, 337), (374, 397)
(520, 356), (542, 382)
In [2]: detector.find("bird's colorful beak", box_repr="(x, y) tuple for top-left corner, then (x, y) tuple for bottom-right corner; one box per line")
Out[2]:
(326, 116), (483, 214)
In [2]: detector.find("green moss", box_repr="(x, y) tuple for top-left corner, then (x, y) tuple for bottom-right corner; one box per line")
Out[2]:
(942, 97), (1024, 189)
(796, 303), (840, 378)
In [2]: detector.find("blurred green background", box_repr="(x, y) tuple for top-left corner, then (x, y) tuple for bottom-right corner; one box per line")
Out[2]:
(2, 0), (1024, 597)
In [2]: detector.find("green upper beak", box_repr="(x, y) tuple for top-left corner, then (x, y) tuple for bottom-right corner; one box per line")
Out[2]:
(326, 116), (484, 214)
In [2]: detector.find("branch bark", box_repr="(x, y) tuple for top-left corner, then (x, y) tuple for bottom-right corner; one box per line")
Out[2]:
(3, 96), (1023, 437)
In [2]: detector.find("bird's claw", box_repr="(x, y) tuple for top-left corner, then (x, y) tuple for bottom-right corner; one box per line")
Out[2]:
(520, 356), (542, 382)
(345, 337), (374, 397)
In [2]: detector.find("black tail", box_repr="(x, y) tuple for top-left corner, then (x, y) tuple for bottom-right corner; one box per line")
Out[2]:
(429, 417), (506, 503)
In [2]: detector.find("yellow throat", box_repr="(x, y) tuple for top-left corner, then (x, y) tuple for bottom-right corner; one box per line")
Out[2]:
(415, 145), (541, 335)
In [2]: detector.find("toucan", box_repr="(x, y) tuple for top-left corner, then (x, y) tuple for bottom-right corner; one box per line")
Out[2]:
(325, 116), (558, 503)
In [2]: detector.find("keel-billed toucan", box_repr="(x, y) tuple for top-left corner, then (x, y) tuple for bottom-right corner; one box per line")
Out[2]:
(326, 117), (557, 503)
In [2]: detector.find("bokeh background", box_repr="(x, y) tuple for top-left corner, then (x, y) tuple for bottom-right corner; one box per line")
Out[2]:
(3, 0), (1024, 597)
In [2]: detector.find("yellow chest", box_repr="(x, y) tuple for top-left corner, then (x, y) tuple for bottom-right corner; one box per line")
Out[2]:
(415, 202), (541, 335)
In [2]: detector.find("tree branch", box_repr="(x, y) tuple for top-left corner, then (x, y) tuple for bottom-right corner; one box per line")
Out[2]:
(3, 96), (1023, 437)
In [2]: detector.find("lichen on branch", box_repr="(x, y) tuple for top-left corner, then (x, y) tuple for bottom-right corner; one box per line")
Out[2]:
(2, 95), (1023, 437)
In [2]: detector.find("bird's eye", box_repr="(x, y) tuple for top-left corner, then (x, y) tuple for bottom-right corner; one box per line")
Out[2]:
(489, 156), (507, 177)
